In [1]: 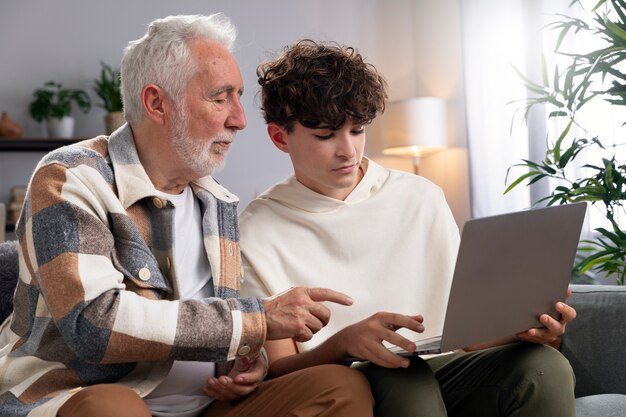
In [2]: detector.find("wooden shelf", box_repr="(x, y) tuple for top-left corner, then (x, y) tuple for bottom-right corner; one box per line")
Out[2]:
(0, 138), (83, 152)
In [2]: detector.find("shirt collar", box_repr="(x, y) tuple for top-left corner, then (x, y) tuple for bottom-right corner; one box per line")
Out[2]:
(108, 124), (238, 209)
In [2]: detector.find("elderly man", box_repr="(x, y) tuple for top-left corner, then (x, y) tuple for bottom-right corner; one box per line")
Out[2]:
(0, 15), (373, 417)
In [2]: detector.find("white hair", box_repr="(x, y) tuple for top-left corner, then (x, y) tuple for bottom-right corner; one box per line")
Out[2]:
(121, 13), (237, 125)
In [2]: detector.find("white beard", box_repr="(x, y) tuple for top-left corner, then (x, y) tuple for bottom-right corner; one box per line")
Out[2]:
(170, 105), (234, 177)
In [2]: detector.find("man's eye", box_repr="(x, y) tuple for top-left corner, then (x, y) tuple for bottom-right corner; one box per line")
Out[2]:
(211, 94), (230, 104)
(351, 129), (365, 135)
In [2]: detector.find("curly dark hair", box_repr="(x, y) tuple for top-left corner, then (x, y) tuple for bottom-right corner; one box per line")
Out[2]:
(257, 39), (388, 133)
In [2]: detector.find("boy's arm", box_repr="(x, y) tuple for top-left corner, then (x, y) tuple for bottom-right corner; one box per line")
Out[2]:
(265, 313), (425, 378)
(265, 337), (347, 379)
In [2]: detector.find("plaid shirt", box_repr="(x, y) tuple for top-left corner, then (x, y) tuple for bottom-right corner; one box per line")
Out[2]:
(0, 125), (266, 417)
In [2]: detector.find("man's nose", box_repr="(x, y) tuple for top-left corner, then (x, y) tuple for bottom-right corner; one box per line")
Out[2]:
(227, 96), (247, 131)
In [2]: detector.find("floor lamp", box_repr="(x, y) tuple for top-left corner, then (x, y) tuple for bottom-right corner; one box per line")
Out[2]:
(381, 97), (448, 175)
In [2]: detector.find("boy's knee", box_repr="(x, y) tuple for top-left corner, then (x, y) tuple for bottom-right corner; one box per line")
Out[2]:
(512, 344), (574, 384)
(357, 358), (445, 417)
(503, 344), (575, 417)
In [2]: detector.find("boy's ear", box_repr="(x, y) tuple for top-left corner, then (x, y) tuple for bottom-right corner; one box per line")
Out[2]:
(267, 123), (289, 153)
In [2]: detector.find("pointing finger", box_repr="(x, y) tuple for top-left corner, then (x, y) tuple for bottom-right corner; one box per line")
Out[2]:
(307, 287), (353, 306)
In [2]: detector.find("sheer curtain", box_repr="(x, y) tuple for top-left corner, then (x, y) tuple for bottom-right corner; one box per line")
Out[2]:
(460, 0), (569, 218)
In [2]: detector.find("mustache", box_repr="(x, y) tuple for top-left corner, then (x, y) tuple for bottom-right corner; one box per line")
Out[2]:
(212, 131), (236, 143)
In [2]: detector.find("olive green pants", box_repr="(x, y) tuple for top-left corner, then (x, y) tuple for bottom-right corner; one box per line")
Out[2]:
(353, 342), (575, 417)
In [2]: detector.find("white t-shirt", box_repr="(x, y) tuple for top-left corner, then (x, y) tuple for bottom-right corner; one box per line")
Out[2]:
(145, 185), (216, 417)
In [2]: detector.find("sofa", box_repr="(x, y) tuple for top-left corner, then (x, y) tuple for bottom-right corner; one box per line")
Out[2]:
(561, 284), (626, 417)
(0, 203), (5, 243)
(0, 240), (624, 415)
(0, 240), (17, 324)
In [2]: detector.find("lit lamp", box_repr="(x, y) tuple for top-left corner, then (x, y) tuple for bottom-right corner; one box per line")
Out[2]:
(382, 97), (447, 174)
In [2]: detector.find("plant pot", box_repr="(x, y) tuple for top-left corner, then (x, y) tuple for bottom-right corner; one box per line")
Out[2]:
(47, 117), (74, 138)
(105, 111), (125, 135)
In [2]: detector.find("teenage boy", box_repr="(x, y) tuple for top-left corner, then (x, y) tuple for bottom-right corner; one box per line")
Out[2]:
(240, 39), (577, 417)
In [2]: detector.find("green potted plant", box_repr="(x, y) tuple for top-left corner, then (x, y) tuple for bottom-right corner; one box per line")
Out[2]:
(93, 61), (125, 134)
(29, 81), (91, 138)
(505, 0), (626, 285)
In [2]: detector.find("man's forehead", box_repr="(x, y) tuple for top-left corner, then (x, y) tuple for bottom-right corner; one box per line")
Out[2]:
(188, 39), (244, 92)
(188, 38), (239, 70)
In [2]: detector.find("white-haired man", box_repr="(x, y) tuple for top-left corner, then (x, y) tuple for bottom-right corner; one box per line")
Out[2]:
(0, 14), (373, 417)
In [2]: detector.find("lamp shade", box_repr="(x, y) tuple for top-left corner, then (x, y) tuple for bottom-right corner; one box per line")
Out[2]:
(382, 97), (447, 157)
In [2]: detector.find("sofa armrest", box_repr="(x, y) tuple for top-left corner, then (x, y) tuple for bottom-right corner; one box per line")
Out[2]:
(0, 203), (5, 243)
(561, 284), (626, 397)
(0, 240), (19, 324)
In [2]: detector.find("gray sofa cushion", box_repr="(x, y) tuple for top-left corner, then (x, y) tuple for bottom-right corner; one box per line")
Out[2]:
(561, 285), (626, 397)
(575, 394), (626, 417)
(0, 240), (19, 324)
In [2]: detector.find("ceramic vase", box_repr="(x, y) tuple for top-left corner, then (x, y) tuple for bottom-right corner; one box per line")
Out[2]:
(0, 112), (23, 138)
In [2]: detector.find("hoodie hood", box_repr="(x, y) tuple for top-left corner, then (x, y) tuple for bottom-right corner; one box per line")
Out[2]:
(258, 158), (390, 213)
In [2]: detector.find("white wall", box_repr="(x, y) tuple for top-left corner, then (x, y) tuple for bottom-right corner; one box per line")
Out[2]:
(0, 0), (469, 226)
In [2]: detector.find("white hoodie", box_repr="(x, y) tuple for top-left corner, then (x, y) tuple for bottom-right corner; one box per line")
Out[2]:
(239, 158), (460, 352)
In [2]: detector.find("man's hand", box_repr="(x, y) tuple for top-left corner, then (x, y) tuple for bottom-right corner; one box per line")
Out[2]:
(263, 287), (353, 342)
(203, 354), (268, 401)
(516, 288), (577, 348)
(329, 312), (425, 368)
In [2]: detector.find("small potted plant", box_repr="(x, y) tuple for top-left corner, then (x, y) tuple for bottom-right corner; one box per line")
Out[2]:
(93, 61), (125, 134)
(29, 81), (91, 138)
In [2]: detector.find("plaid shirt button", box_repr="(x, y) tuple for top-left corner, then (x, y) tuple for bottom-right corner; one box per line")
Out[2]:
(139, 267), (151, 281)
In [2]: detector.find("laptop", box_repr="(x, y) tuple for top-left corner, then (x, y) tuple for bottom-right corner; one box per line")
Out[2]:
(349, 202), (587, 361)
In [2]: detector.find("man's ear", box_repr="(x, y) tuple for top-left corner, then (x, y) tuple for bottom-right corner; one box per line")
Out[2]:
(141, 84), (168, 125)
(267, 123), (289, 153)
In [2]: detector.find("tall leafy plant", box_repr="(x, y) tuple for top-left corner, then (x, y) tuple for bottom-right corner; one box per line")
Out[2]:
(506, 0), (626, 284)
(93, 61), (122, 113)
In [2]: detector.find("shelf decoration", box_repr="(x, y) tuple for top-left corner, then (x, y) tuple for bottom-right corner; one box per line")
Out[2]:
(0, 112), (22, 138)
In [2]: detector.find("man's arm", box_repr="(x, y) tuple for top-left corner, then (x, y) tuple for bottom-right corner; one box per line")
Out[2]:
(22, 158), (351, 368)
(20, 160), (269, 363)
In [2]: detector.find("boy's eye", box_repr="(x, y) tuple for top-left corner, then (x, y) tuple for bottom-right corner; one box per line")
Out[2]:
(314, 133), (334, 140)
(351, 128), (365, 135)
